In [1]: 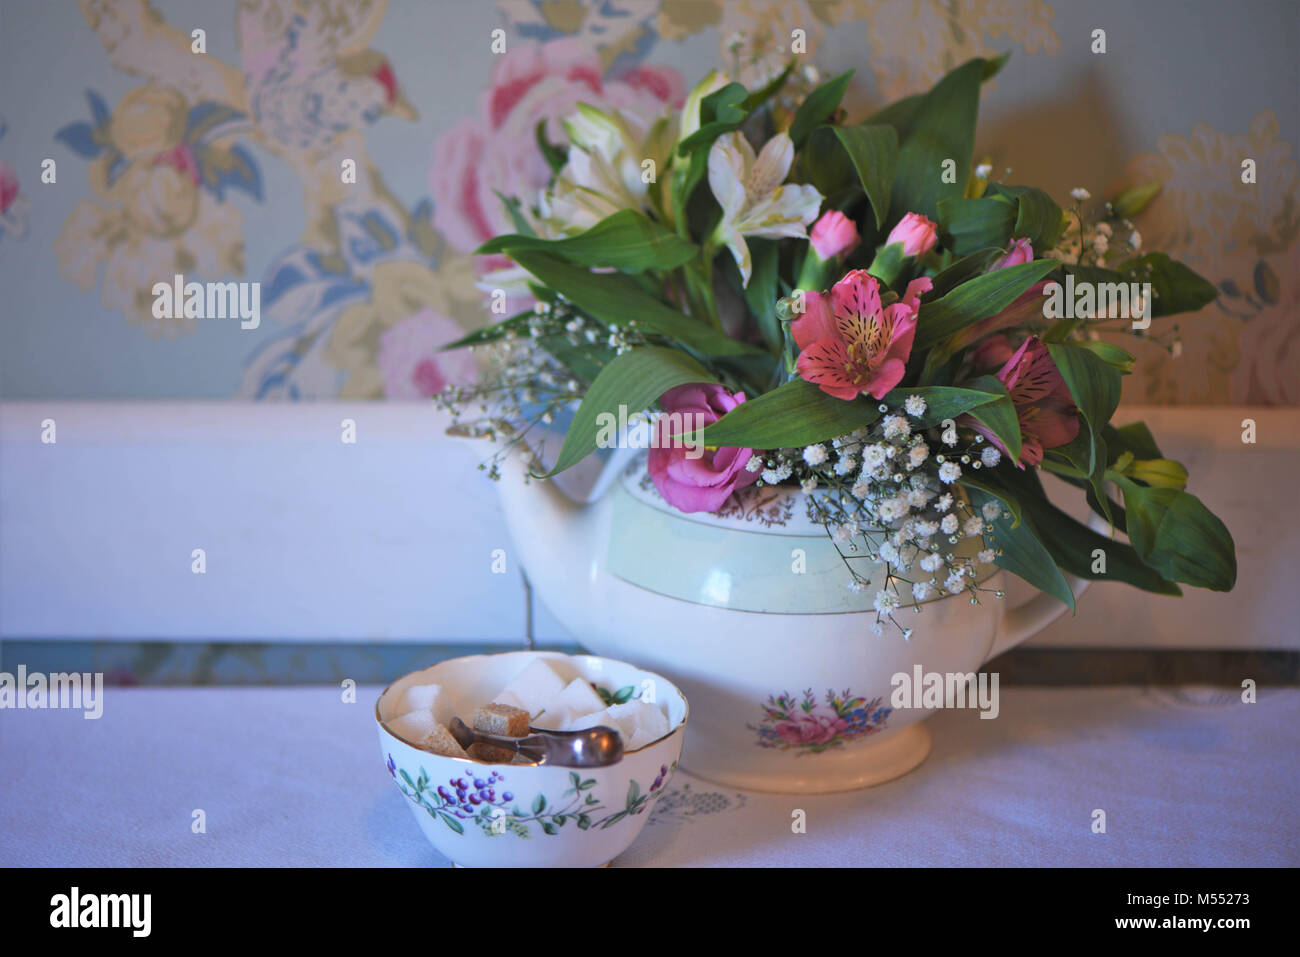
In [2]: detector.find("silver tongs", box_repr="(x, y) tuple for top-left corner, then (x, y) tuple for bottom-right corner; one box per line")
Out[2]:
(448, 717), (624, 767)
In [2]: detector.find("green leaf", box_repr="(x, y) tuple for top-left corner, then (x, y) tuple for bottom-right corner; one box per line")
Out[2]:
(600, 811), (628, 829)
(957, 473), (1021, 528)
(866, 241), (905, 285)
(540, 821), (559, 836)
(532, 794), (547, 815)
(879, 58), (994, 223)
(495, 190), (539, 237)
(937, 195), (1015, 256)
(1111, 477), (1237, 591)
(979, 184), (1064, 253)
(914, 259), (1057, 351)
(926, 246), (1004, 298)
(744, 238), (782, 353)
(1047, 342), (1121, 518)
(1010, 186), (1065, 252)
(1104, 421), (1163, 460)
(1111, 182), (1161, 219)
(691, 378), (881, 449)
(789, 70), (854, 150)
(962, 375), (1021, 464)
(399, 770), (414, 788)
(508, 250), (761, 356)
(438, 812), (464, 834)
(476, 210), (697, 273)
(1074, 339), (1135, 373)
(676, 82), (749, 153)
(1047, 342), (1122, 464)
(744, 61), (796, 111)
(542, 346), (717, 477)
(535, 120), (565, 177)
(576, 814), (592, 830)
(993, 468), (1181, 595)
(966, 485), (1075, 611)
(829, 124), (897, 229)
(1116, 252), (1218, 317)
(887, 383), (1007, 428)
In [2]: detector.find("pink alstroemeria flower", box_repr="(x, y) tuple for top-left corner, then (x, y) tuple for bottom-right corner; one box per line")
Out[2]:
(963, 335), (1079, 468)
(793, 269), (933, 401)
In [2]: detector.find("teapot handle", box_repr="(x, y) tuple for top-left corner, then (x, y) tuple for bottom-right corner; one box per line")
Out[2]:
(983, 573), (1090, 664)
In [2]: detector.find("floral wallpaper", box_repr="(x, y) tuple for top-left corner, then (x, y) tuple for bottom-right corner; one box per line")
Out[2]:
(0, 0), (1295, 404)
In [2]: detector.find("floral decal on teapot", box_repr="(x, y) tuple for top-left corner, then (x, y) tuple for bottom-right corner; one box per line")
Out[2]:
(751, 689), (892, 753)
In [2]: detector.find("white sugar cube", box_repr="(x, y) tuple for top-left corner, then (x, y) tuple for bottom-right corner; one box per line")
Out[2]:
(536, 677), (606, 728)
(559, 708), (619, 733)
(493, 659), (567, 718)
(388, 709), (438, 742)
(608, 700), (670, 750)
(531, 705), (576, 731)
(396, 683), (452, 725)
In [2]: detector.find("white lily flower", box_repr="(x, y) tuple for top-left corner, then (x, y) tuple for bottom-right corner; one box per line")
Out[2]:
(708, 131), (822, 286)
(541, 104), (674, 236)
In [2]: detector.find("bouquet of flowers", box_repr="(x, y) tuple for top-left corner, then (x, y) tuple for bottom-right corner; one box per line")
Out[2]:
(438, 55), (1235, 636)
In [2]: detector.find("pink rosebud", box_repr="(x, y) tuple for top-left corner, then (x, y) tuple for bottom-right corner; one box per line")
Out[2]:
(809, 210), (860, 260)
(992, 236), (1034, 270)
(647, 384), (759, 514)
(886, 211), (939, 257)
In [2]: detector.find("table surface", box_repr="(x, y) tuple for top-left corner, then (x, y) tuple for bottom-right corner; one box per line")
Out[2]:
(3, 685), (1297, 867)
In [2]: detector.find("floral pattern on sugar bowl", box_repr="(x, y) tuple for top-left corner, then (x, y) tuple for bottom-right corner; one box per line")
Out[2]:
(750, 689), (892, 754)
(389, 759), (677, 838)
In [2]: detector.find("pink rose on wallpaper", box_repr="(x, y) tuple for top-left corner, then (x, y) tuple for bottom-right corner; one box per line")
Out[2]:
(430, 38), (684, 257)
(0, 162), (19, 213)
(377, 310), (478, 400)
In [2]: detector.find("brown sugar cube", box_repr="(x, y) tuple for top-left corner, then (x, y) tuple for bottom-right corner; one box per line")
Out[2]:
(419, 724), (468, 759)
(474, 703), (531, 738)
(467, 742), (515, 764)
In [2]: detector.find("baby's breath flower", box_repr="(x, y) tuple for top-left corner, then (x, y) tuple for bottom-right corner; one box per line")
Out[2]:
(1070, 187), (1091, 201)
(912, 581), (932, 601)
(940, 513), (959, 535)
(882, 415), (910, 440)
(980, 445), (1001, 468)
(833, 455), (858, 476)
(981, 500), (1002, 521)
(962, 516), (984, 537)
(802, 444), (828, 466)
(873, 590), (899, 615)
(938, 461), (962, 484)
(936, 493), (954, 512)
(908, 444), (930, 469)
(745, 456), (763, 473)
(978, 548), (996, 565)
(920, 552), (944, 574)
(904, 394), (927, 417)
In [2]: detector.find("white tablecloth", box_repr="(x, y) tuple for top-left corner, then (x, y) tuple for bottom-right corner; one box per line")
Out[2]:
(2, 685), (1296, 866)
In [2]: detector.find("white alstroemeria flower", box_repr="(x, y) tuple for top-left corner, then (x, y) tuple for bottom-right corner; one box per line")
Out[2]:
(707, 131), (822, 286)
(541, 104), (674, 236)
